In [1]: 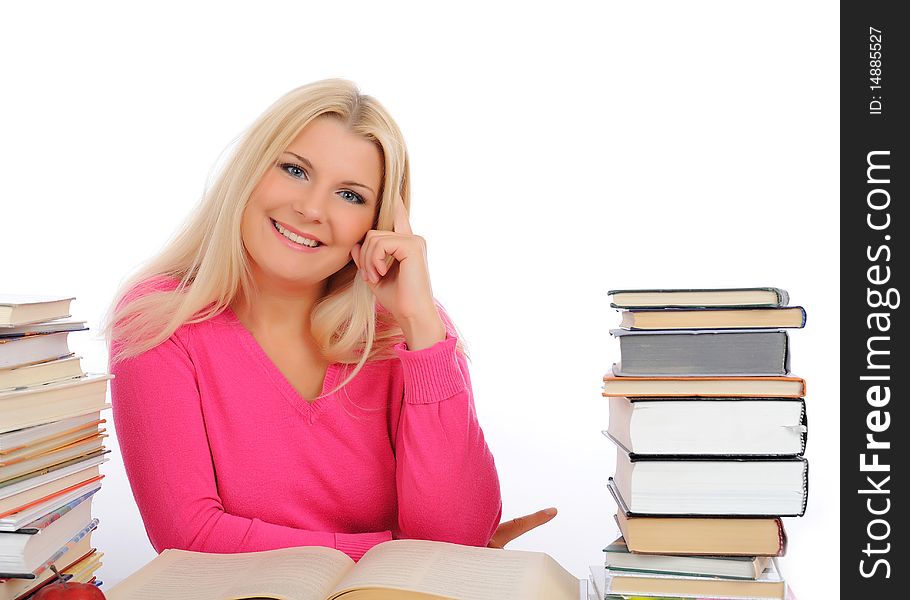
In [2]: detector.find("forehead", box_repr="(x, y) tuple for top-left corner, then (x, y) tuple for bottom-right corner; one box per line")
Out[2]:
(284, 117), (383, 182)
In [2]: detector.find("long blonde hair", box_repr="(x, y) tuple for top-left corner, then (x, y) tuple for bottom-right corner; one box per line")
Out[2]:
(102, 78), (465, 398)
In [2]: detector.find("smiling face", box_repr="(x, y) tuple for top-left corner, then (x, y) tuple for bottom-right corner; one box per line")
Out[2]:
(240, 115), (384, 292)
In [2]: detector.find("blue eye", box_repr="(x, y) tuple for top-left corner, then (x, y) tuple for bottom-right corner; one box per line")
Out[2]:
(278, 162), (366, 205)
(280, 162), (307, 179)
(339, 190), (366, 205)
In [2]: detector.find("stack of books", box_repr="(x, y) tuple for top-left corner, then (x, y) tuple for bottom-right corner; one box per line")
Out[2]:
(591, 288), (806, 600)
(0, 295), (112, 600)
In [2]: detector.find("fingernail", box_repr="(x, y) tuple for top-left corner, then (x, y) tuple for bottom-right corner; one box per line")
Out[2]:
(544, 508), (557, 516)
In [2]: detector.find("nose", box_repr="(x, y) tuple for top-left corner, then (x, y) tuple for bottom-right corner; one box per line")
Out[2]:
(291, 189), (327, 223)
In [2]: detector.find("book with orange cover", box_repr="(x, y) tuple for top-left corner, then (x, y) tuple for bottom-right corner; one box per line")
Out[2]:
(602, 375), (806, 398)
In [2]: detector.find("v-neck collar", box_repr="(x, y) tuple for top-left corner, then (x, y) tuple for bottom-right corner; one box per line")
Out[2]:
(222, 305), (339, 424)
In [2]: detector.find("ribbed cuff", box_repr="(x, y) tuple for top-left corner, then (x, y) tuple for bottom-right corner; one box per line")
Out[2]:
(335, 530), (393, 561)
(393, 335), (466, 404)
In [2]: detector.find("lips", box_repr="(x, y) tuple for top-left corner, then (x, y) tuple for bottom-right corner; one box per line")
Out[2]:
(270, 218), (324, 246)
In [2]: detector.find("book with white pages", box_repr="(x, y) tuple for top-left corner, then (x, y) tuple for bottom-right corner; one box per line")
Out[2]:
(0, 534), (94, 599)
(618, 307), (807, 330)
(0, 355), (84, 392)
(601, 375), (807, 399)
(0, 320), (87, 338)
(0, 455), (108, 503)
(0, 491), (97, 576)
(603, 537), (770, 580)
(0, 516), (98, 579)
(0, 330), (86, 370)
(0, 434), (107, 484)
(593, 559), (786, 599)
(0, 412), (102, 454)
(107, 539), (585, 600)
(610, 447), (809, 517)
(0, 424), (106, 467)
(0, 295), (74, 328)
(607, 288), (790, 309)
(65, 549), (104, 585)
(605, 396), (807, 457)
(1, 482), (102, 532)
(0, 466), (104, 522)
(0, 374), (112, 434)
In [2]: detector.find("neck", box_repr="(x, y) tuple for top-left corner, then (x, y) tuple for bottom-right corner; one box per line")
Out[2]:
(231, 274), (328, 339)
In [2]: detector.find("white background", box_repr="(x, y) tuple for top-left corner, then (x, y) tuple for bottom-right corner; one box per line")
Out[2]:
(1, 2), (839, 597)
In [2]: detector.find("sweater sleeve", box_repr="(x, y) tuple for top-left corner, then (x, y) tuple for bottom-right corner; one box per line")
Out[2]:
(109, 327), (391, 561)
(390, 301), (503, 546)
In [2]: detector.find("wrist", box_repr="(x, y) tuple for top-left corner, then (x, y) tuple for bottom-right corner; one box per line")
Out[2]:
(398, 309), (446, 351)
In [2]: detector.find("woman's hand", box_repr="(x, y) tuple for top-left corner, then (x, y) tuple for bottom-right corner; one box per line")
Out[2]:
(350, 194), (445, 350)
(488, 507), (558, 549)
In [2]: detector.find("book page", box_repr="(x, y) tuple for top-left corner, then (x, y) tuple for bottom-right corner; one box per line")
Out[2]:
(327, 540), (579, 600)
(105, 546), (354, 600)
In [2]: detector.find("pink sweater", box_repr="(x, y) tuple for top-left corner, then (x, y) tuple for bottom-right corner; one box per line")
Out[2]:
(109, 278), (502, 561)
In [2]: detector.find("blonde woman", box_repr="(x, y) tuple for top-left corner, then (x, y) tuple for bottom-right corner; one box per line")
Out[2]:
(104, 79), (554, 561)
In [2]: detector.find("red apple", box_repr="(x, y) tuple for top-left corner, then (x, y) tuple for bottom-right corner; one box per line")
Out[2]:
(31, 566), (105, 600)
(31, 580), (106, 600)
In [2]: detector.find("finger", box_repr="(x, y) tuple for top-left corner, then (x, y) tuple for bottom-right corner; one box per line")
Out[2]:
(489, 507), (557, 549)
(360, 231), (384, 283)
(370, 236), (408, 278)
(393, 193), (413, 236)
(359, 229), (382, 284)
(352, 238), (370, 282)
(350, 242), (372, 285)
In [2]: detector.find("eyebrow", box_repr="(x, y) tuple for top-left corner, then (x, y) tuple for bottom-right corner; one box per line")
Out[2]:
(282, 151), (376, 195)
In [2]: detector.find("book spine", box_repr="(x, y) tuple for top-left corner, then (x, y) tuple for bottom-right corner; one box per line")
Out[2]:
(782, 331), (791, 375)
(799, 399), (808, 455)
(776, 288), (790, 306)
(777, 518), (788, 556)
(799, 459), (810, 517)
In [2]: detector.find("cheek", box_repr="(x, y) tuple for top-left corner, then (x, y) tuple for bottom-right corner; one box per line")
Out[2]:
(239, 205), (265, 253)
(333, 210), (375, 246)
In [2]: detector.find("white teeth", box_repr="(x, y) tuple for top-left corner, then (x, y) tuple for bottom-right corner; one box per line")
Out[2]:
(273, 220), (320, 247)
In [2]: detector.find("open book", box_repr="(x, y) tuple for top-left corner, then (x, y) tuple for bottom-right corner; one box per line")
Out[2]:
(105, 539), (582, 600)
